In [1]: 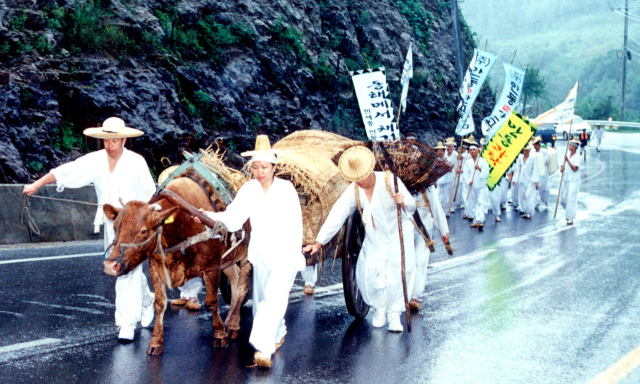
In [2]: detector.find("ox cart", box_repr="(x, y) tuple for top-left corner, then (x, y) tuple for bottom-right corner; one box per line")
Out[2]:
(160, 130), (449, 321)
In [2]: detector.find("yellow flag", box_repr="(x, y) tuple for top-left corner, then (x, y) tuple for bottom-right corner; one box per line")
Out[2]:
(482, 113), (537, 190)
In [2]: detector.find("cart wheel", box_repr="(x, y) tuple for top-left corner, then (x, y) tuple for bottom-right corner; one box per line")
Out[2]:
(220, 267), (252, 306)
(341, 210), (370, 320)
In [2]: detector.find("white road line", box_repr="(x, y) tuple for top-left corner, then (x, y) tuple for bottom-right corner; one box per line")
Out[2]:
(23, 301), (104, 315)
(289, 283), (343, 299)
(0, 310), (24, 317)
(0, 338), (61, 354)
(0, 252), (102, 265)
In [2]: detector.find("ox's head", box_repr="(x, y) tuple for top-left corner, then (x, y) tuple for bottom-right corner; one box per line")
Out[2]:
(102, 201), (178, 277)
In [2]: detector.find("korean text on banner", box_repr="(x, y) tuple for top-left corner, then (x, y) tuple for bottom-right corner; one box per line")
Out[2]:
(455, 49), (497, 135)
(399, 43), (413, 113)
(482, 64), (525, 139)
(482, 113), (537, 190)
(351, 68), (399, 142)
(533, 80), (579, 125)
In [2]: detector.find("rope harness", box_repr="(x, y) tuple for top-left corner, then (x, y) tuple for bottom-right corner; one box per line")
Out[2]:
(21, 194), (99, 236)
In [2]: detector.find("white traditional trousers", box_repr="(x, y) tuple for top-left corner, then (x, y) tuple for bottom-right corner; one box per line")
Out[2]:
(301, 265), (317, 287)
(518, 182), (538, 217)
(561, 181), (580, 221)
(467, 187), (489, 224)
(412, 228), (431, 300)
(250, 260), (298, 355)
(537, 173), (550, 206)
(105, 224), (153, 328)
(179, 278), (203, 299)
(489, 186), (502, 218)
(438, 182), (453, 214)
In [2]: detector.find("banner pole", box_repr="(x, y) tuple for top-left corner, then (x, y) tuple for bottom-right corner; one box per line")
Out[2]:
(554, 119), (574, 218)
(448, 137), (464, 214)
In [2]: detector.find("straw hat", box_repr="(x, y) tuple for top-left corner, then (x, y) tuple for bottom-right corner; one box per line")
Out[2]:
(434, 141), (446, 150)
(338, 146), (375, 183)
(444, 137), (456, 146)
(532, 136), (542, 145)
(523, 143), (533, 151)
(241, 135), (284, 157)
(83, 117), (144, 139)
(463, 134), (478, 147)
(158, 165), (179, 184)
(568, 136), (581, 146)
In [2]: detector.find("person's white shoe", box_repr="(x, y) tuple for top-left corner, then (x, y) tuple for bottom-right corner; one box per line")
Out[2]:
(371, 307), (386, 328)
(141, 293), (155, 327)
(387, 312), (403, 332)
(118, 324), (136, 341)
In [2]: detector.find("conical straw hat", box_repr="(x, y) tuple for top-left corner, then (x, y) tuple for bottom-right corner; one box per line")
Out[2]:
(241, 135), (284, 157)
(83, 117), (144, 139)
(444, 137), (456, 146)
(338, 146), (375, 183)
(463, 134), (478, 146)
(568, 136), (581, 146)
(531, 136), (542, 144)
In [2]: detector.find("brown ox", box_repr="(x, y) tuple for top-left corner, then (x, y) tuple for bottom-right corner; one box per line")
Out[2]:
(102, 172), (251, 355)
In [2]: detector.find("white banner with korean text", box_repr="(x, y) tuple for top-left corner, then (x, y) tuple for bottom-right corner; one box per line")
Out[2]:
(482, 63), (526, 140)
(455, 49), (497, 135)
(351, 68), (399, 142)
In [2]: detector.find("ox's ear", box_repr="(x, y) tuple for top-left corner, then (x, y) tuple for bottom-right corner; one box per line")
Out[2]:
(104, 204), (122, 221)
(149, 206), (180, 228)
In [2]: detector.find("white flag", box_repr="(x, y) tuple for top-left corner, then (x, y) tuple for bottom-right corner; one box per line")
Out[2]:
(533, 81), (579, 125)
(482, 63), (526, 139)
(399, 43), (413, 113)
(455, 49), (497, 135)
(351, 67), (399, 142)
(458, 113), (475, 137)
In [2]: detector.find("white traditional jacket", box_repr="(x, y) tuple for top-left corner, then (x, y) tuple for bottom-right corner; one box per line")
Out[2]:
(50, 148), (156, 234)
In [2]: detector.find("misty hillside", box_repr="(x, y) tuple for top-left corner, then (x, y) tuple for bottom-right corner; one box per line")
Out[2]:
(461, 0), (639, 120)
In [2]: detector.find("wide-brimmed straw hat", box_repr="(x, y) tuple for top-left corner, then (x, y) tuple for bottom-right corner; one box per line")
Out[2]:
(523, 143), (533, 151)
(444, 137), (456, 146)
(532, 136), (542, 145)
(338, 146), (375, 183)
(463, 134), (478, 147)
(568, 136), (581, 146)
(241, 135), (284, 157)
(83, 117), (144, 139)
(434, 141), (446, 150)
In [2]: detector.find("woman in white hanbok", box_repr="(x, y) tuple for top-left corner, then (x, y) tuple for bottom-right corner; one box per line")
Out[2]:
(560, 137), (583, 225)
(196, 135), (305, 368)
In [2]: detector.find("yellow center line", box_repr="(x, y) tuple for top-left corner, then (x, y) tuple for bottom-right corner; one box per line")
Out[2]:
(589, 345), (640, 384)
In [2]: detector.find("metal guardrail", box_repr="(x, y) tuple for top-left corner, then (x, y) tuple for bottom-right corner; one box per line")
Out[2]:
(585, 120), (640, 129)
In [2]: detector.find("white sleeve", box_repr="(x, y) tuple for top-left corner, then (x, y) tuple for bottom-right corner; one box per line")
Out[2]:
(277, 182), (304, 257)
(50, 153), (98, 191)
(206, 183), (252, 232)
(480, 159), (490, 180)
(395, 177), (416, 216)
(316, 184), (357, 245)
(531, 160), (540, 184)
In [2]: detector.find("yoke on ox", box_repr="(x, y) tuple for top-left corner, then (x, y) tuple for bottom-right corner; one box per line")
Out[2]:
(102, 174), (251, 355)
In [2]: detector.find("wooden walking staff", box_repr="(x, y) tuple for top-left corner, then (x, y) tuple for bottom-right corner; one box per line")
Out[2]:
(378, 141), (411, 332)
(554, 119), (574, 218)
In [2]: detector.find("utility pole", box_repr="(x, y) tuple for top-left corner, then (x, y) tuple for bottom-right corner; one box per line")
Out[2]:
(451, 0), (464, 88)
(622, 0), (629, 121)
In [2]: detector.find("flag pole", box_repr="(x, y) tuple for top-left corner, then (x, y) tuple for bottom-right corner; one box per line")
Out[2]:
(554, 119), (574, 218)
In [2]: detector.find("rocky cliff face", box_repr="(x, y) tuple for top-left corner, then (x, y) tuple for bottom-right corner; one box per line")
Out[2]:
(0, 0), (491, 183)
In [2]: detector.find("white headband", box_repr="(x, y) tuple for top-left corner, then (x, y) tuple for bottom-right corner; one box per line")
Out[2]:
(469, 145), (478, 150)
(251, 154), (277, 164)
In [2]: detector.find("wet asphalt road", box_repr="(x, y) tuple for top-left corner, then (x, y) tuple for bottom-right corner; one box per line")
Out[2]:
(1, 133), (639, 384)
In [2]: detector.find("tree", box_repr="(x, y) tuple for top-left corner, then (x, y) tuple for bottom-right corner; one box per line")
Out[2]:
(521, 65), (547, 114)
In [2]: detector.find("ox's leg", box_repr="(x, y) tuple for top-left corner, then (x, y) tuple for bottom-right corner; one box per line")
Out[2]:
(147, 263), (167, 355)
(224, 261), (252, 339)
(223, 264), (241, 339)
(203, 270), (228, 347)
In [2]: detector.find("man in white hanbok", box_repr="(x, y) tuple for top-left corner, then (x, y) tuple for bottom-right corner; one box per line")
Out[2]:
(410, 184), (449, 310)
(23, 117), (156, 341)
(197, 135), (305, 368)
(532, 137), (550, 208)
(517, 144), (540, 219)
(463, 139), (490, 229)
(440, 138), (458, 216)
(306, 146), (416, 333)
(593, 125), (604, 152)
(511, 154), (522, 212)
(560, 136), (583, 225)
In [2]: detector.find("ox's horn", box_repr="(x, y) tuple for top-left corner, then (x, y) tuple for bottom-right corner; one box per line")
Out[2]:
(149, 203), (162, 211)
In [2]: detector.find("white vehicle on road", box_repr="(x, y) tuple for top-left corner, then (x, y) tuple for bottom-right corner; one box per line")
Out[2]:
(555, 115), (591, 140)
